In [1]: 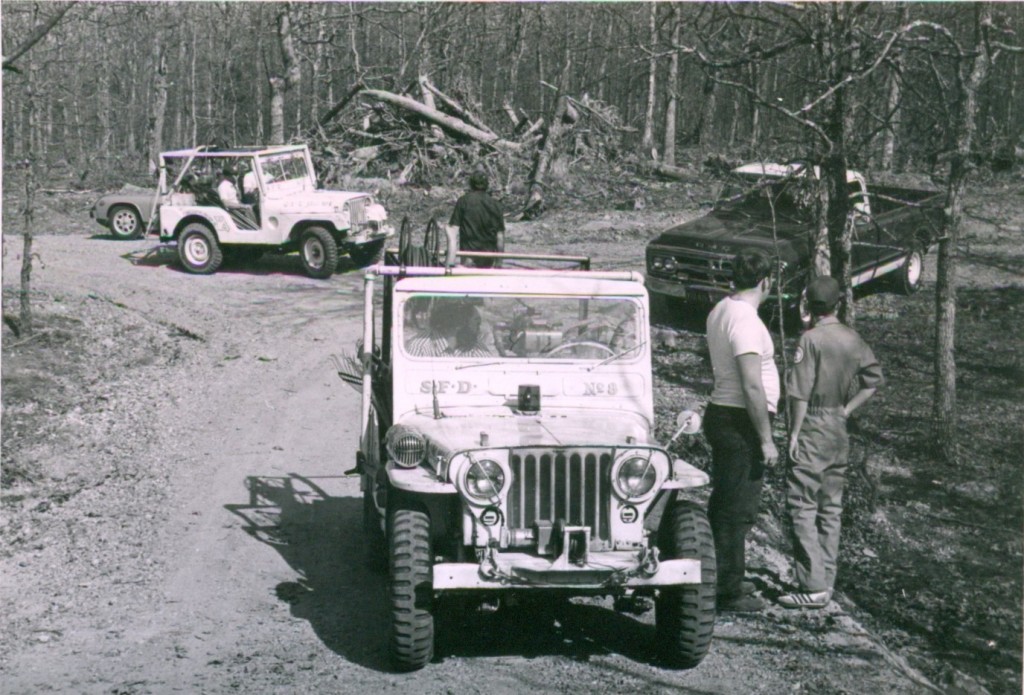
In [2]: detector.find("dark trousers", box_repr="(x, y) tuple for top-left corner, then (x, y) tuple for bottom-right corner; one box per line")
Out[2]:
(704, 403), (768, 599)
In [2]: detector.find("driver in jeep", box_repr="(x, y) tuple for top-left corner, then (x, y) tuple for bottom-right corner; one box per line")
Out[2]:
(217, 164), (258, 230)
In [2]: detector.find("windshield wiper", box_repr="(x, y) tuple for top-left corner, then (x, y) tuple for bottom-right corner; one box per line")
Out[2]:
(586, 340), (646, 371)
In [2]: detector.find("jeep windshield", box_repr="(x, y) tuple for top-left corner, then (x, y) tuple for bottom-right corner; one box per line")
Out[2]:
(257, 150), (314, 194)
(400, 294), (641, 363)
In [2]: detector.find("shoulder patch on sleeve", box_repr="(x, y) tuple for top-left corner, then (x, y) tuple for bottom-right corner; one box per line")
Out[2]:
(793, 345), (805, 364)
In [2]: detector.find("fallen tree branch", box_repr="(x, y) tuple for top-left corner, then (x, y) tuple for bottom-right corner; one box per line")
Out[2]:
(422, 80), (496, 137)
(359, 88), (522, 154)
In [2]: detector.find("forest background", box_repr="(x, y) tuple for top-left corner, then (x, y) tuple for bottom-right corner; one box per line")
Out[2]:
(2, 2), (1023, 694)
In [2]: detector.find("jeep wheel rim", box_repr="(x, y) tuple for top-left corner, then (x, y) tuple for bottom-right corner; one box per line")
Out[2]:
(183, 236), (210, 265)
(906, 252), (922, 285)
(304, 238), (325, 270)
(112, 210), (137, 235)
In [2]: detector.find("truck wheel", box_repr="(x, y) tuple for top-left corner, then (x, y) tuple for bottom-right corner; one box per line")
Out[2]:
(177, 223), (223, 275)
(388, 506), (434, 671)
(109, 205), (143, 240)
(299, 226), (339, 279)
(655, 500), (716, 668)
(894, 246), (924, 295)
(348, 239), (386, 268)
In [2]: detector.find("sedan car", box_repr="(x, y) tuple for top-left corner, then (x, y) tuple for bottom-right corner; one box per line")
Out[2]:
(90, 186), (158, 239)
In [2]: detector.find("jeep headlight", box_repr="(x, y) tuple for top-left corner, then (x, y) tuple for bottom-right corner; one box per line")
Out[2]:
(612, 450), (666, 501)
(464, 459), (505, 500)
(385, 426), (426, 467)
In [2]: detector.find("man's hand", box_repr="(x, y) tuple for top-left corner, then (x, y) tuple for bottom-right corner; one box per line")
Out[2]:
(761, 439), (779, 466)
(788, 435), (799, 461)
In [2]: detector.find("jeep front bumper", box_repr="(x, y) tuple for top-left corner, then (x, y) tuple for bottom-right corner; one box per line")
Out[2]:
(433, 552), (701, 590)
(347, 223), (394, 245)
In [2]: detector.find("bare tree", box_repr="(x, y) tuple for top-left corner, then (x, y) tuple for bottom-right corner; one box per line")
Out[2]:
(931, 5), (1021, 463)
(269, 3), (301, 144)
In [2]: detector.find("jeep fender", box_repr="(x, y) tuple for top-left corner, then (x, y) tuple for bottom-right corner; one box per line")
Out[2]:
(172, 211), (231, 240)
(288, 220), (341, 245)
(386, 462), (457, 494)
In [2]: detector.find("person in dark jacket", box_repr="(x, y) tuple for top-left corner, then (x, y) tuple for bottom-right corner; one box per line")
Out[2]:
(449, 172), (505, 268)
(780, 275), (884, 609)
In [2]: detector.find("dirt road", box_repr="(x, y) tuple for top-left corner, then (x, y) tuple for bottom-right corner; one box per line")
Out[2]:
(1, 229), (930, 693)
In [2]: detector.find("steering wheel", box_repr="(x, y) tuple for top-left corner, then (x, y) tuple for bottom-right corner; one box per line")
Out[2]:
(544, 340), (616, 358)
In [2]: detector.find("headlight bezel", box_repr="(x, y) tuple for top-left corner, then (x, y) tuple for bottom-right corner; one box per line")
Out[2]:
(462, 458), (507, 501)
(611, 449), (667, 502)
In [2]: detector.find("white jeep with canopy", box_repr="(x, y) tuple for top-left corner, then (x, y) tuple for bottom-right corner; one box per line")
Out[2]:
(350, 250), (716, 671)
(156, 144), (393, 277)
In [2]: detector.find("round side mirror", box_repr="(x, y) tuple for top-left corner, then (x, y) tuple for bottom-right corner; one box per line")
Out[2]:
(675, 409), (702, 435)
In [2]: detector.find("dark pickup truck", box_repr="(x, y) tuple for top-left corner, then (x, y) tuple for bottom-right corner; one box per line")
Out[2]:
(645, 163), (944, 320)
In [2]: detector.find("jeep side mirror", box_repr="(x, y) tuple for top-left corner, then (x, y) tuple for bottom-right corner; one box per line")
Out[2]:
(668, 409), (702, 444)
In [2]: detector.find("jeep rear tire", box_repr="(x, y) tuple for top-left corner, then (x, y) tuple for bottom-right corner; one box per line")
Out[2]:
(348, 239), (386, 268)
(655, 500), (716, 668)
(109, 205), (144, 240)
(388, 506), (434, 671)
(178, 223), (223, 275)
(299, 226), (339, 279)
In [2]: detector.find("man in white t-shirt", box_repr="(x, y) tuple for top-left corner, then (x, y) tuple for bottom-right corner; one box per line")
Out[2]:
(703, 248), (780, 613)
(216, 164), (258, 229)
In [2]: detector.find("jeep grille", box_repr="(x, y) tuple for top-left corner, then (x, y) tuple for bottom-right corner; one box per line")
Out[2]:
(348, 198), (367, 226)
(508, 449), (613, 549)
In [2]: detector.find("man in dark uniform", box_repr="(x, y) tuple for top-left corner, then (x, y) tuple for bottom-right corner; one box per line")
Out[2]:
(780, 276), (884, 609)
(449, 172), (505, 268)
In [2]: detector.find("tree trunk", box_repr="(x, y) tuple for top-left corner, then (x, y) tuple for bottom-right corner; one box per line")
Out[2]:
(934, 5), (991, 464)
(19, 148), (37, 337)
(662, 8), (680, 167)
(525, 63), (572, 218)
(147, 37), (169, 173)
(269, 3), (300, 144)
(640, 3), (658, 158)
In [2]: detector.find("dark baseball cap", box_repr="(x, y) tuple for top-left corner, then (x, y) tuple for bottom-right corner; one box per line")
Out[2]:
(807, 275), (841, 312)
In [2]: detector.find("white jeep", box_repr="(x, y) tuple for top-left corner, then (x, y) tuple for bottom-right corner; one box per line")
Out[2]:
(351, 251), (716, 671)
(156, 144), (393, 278)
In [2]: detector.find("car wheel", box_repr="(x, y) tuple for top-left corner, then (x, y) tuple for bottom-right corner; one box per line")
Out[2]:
(655, 499), (716, 668)
(177, 223), (223, 275)
(109, 205), (143, 240)
(348, 239), (386, 268)
(299, 226), (339, 279)
(894, 246), (924, 295)
(388, 506), (435, 671)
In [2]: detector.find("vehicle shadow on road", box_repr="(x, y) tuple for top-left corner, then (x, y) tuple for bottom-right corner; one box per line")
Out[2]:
(117, 245), (368, 278)
(225, 473), (392, 671)
(436, 598), (676, 668)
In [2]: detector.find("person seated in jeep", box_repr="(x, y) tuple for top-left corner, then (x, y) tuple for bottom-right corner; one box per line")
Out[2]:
(217, 164), (258, 229)
(405, 299), (493, 357)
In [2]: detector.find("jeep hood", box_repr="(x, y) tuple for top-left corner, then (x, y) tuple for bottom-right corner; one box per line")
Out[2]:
(648, 210), (805, 265)
(265, 188), (371, 210)
(399, 409), (654, 454)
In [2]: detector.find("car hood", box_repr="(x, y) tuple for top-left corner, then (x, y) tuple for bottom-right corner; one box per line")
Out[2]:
(265, 189), (372, 211)
(399, 408), (654, 454)
(648, 209), (806, 264)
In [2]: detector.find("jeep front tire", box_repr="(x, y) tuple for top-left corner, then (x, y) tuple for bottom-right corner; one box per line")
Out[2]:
(655, 500), (716, 668)
(178, 223), (223, 275)
(299, 226), (339, 279)
(388, 506), (434, 671)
